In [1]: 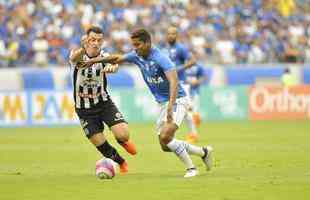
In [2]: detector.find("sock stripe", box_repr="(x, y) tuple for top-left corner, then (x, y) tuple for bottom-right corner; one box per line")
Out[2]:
(175, 144), (186, 155)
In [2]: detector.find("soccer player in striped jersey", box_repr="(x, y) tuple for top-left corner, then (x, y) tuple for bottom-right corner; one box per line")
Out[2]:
(79, 29), (214, 178)
(69, 26), (137, 173)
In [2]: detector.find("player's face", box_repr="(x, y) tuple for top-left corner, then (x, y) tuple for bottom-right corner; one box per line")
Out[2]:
(131, 38), (151, 58)
(86, 32), (104, 54)
(167, 27), (177, 44)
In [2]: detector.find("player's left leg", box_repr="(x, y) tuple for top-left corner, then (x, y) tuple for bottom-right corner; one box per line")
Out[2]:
(110, 122), (137, 155)
(79, 116), (128, 173)
(102, 99), (137, 156)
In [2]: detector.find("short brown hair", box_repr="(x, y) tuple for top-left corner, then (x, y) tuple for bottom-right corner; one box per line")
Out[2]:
(131, 29), (151, 43)
(87, 26), (104, 35)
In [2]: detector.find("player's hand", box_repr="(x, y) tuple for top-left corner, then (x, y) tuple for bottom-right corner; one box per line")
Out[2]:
(103, 64), (119, 73)
(190, 79), (200, 86)
(166, 104), (174, 124)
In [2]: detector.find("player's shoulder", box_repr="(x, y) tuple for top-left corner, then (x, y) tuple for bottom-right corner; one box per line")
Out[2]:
(152, 47), (169, 60)
(123, 49), (136, 56)
(152, 46), (161, 55)
(176, 42), (188, 50)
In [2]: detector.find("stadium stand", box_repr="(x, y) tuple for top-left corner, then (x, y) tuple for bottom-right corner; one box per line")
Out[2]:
(0, 0), (309, 67)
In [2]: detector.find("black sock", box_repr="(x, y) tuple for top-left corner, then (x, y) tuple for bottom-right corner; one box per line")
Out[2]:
(96, 141), (125, 165)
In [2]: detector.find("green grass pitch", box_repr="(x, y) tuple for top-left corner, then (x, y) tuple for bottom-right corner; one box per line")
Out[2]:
(1, 121), (310, 200)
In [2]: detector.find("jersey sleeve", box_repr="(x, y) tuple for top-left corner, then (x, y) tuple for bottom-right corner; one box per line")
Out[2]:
(123, 51), (136, 63)
(157, 53), (176, 72)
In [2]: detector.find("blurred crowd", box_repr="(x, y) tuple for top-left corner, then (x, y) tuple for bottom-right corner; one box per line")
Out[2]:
(0, 0), (309, 67)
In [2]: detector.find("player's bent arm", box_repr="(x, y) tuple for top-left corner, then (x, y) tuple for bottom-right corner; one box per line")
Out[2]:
(69, 48), (85, 64)
(183, 56), (197, 70)
(177, 55), (197, 72)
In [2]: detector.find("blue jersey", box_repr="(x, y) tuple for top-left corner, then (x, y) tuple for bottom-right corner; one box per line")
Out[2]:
(185, 63), (206, 96)
(164, 42), (191, 82)
(124, 47), (186, 103)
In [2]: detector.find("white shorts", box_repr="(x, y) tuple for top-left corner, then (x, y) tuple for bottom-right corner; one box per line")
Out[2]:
(156, 97), (190, 134)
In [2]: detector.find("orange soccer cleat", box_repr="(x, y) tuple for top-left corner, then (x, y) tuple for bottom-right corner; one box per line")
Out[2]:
(119, 161), (129, 174)
(121, 141), (137, 155)
(186, 132), (198, 144)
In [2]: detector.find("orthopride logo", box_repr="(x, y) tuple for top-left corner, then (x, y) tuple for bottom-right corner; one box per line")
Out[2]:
(249, 86), (310, 120)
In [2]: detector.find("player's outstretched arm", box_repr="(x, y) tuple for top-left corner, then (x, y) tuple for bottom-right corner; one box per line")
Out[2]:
(75, 56), (114, 69)
(165, 69), (179, 123)
(76, 54), (127, 69)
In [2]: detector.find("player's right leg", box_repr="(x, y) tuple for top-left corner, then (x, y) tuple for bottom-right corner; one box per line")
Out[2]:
(157, 97), (200, 178)
(157, 97), (214, 174)
(158, 125), (214, 174)
(79, 117), (128, 173)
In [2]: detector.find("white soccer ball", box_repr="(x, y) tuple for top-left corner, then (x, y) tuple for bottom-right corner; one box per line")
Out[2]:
(95, 158), (117, 179)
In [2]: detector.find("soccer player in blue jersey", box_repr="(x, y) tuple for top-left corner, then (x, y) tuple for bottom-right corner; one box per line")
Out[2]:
(164, 26), (199, 143)
(185, 62), (208, 126)
(79, 29), (214, 178)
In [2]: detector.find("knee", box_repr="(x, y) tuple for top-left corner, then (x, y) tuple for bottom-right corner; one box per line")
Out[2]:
(121, 126), (130, 141)
(159, 123), (177, 144)
(159, 133), (171, 145)
(89, 132), (106, 146)
(159, 128), (174, 145)
(160, 144), (171, 152)
(117, 132), (129, 142)
(111, 123), (130, 142)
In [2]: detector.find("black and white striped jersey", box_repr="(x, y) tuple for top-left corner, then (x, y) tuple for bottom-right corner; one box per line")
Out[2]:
(70, 49), (109, 109)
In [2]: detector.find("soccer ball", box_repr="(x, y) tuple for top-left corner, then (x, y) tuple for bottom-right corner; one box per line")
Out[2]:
(95, 158), (117, 179)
